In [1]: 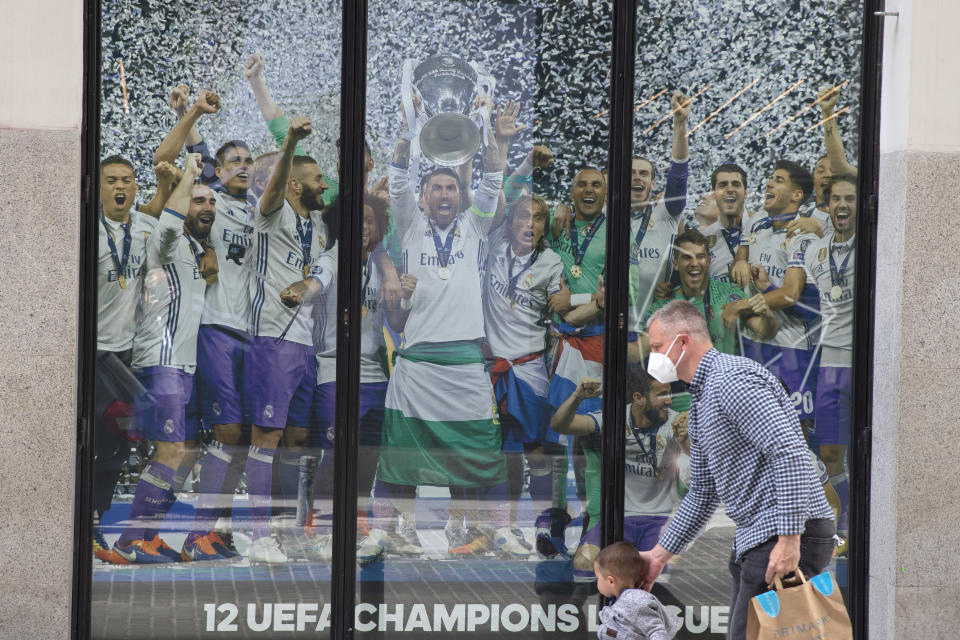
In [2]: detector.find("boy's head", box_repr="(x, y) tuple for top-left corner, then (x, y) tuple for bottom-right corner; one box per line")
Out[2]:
(594, 542), (649, 598)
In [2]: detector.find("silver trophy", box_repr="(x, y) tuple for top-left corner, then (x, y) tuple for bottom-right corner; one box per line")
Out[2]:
(402, 55), (495, 167)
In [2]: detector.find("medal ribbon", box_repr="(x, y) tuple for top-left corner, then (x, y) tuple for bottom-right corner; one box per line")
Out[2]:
(627, 412), (658, 473)
(829, 236), (856, 292)
(632, 206), (653, 250)
(506, 245), (540, 303)
(429, 219), (457, 269)
(295, 216), (314, 268)
(720, 227), (741, 255)
(361, 254), (373, 309)
(100, 210), (132, 281)
(752, 212), (796, 234)
(569, 213), (605, 267)
(184, 232), (204, 268)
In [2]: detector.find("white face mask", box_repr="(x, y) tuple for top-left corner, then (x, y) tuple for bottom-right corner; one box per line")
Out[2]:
(647, 334), (685, 384)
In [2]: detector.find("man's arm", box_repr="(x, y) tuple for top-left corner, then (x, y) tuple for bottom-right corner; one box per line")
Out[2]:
(742, 293), (780, 339)
(153, 89), (220, 167)
(152, 154), (201, 266)
(260, 117), (312, 216)
(662, 91), (691, 217)
(245, 53), (308, 156)
(139, 162), (183, 219)
(387, 133), (418, 240)
(730, 244), (752, 289)
(550, 378), (602, 435)
(470, 127), (506, 235)
(819, 86), (858, 178)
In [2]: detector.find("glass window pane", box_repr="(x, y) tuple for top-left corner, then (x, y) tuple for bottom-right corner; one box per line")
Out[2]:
(632, 2), (863, 637)
(92, 1), (341, 636)
(358, 0), (613, 635)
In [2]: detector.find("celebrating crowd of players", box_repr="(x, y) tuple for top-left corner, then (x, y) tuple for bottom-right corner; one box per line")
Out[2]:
(93, 54), (857, 572)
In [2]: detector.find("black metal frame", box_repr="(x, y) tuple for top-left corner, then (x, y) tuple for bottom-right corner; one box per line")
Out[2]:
(70, 0), (884, 637)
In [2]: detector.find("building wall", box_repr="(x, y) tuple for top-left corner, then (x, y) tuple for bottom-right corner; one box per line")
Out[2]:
(0, 1), (955, 639)
(0, 2), (82, 639)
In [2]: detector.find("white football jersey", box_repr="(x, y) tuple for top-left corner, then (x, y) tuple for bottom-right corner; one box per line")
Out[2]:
(310, 245), (389, 385)
(629, 199), (681, 331)
(97, 210), (157, 352)
(201, 192), (253, 331)
(742, 217), (819, 351)
(247, 200), (327, 346)
(699, 211), (751, 284)
(803, 231), (855, 364)
(482, 224), (564, 360)
(131, 209), (208, 371)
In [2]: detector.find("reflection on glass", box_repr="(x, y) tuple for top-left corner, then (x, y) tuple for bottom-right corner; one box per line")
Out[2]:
(93, 1), (341, 636)
(626, 1), (863, 637)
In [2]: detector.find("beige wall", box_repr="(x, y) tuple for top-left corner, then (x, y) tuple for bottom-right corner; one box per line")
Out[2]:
(872, 0), (960, 638)
(0, 2), (82, 639)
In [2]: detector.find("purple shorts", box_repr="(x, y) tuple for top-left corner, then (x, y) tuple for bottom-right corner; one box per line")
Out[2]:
(134, 366), (200, 442)
(742, 338), (819, 420)
(313, 380), (388, 448)
(244, 336), (316, 429)
(196, 325), (249, 425)
(579, 514), (670, 553)
(814, 366), (851, 447)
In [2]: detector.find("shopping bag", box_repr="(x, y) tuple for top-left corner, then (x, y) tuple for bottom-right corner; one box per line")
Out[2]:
(746, 570), (852, 640)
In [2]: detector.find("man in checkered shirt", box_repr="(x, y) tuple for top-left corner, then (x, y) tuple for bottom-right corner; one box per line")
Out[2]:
(638, 300), (835, 640)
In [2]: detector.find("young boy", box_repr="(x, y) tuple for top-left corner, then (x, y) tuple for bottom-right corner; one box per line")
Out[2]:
(594, 542), (681, 640)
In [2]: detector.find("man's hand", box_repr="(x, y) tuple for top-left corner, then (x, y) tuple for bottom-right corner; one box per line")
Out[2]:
(748, 292), (773, 317)
(154, 161), (182, 190)
(595, 275), (605, 310)
(548, 286), (573, 315)
(494, 100), (526, 141)
(575, 377), (602, 400)
(482, 126), (505, 173)
(672, 90), (691, 122)
(765, 535), (801, 584)
(730, 259), (752, 289)
(199, 248), (219, 285)
(532, 145), (554, 168)
(785, 216), (822, 239)
(380, 267), (402, 306)
(287, 116), (312, 143)
(637, 545), (674, 591)
(369, 177), (390, 205)
(672, 411), (690, 454)
(170, 84), (190, 118)
(399, 273), (418, 299)
(551, 203), (572, 239)
(183, 152), (203, 179)
(721, 300), (744, 329)
(654, 281), (674, 301)
(751, 264), (772, 292)
(191, 90), (221, 116)
(244, 53), (265, 80)
(280, 280), (309, 308)
(818, 84), (840, 115)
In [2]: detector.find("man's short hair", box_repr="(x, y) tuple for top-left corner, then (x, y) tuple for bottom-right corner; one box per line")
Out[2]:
(624, 363), (652, 399)
(822, 174), (857, 201)
(215, 140), (250, 165)
(292, 154), (319, 170)
(673, 229), (709, 255)
(774, 159), (814, 203)
(710, 163), (747, 190)
(647, 299), (710, 339)
(632, 156), (657, 181)
(100, 155), (134, 174)
(594, 542), (648, 588)
(418, 167), (463, 195)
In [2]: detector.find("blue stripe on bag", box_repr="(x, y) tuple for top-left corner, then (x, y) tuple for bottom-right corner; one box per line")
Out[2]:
(811, 572), (835, 596)
(756, 591), (780, 617)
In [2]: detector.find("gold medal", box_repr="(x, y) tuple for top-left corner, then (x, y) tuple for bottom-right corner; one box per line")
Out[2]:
(570, 264), (583, 279)
(118, 275), (127, 290)
(748, 232), (757, 244)
(361, 305), (368, 319)
(830, 285), (842, 301)
(780, 240), (788, 250)
(303, 264), (311, 277)
(510, 299), (516, 310)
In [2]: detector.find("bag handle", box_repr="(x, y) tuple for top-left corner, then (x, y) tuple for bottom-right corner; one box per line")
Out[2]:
(771, 569), (808, 591)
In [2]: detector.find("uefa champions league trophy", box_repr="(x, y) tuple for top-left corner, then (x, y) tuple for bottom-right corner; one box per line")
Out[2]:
(401, 55), (496, 168)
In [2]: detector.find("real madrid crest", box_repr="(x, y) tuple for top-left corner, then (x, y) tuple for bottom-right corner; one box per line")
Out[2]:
(522, 273), (534, 289)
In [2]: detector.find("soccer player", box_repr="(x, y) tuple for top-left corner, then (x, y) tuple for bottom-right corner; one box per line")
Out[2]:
(802, 174), (857, 542)
(365, 111), (506, 558)
(92, 155), (160, 560)
(481, 193), (566, 557)
(550, 368), (689, 585)
(103, 154), (217, 564)
(698, 163), (752, 284)
(277, 194), (404, 562)
(727, 160), (822, 426)
(243, 117), (330, 564)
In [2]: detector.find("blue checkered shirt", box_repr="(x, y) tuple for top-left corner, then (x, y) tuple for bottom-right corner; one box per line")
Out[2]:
(658, 349), (833, 560)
